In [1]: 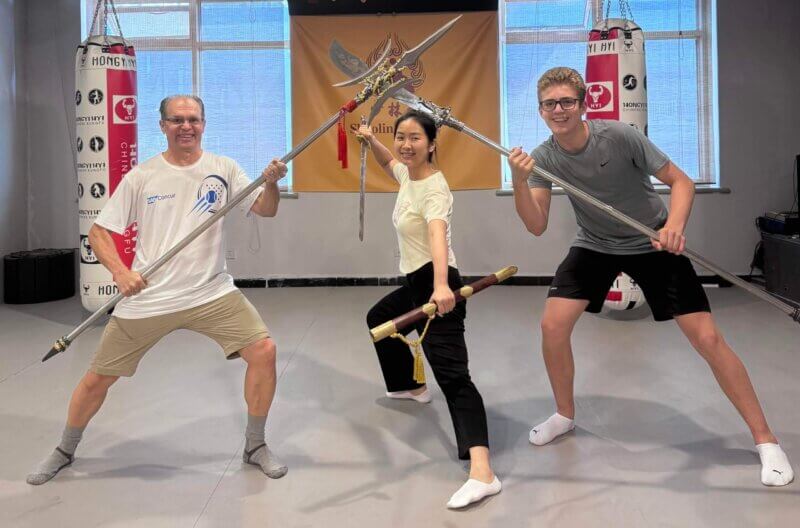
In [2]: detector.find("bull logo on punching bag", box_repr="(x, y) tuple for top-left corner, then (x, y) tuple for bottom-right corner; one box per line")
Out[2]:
(586, 83), (613, 111)
(113, 95), (138, 124)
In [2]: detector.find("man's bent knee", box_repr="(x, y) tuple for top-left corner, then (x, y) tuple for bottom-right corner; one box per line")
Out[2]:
(81, 371), (118, 395)
(241, 339), (276, 367)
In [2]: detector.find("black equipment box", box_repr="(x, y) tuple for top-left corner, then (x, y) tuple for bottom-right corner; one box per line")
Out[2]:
(757, 213), (800, 235)
(760, 232), (800, 304)
(3, 249), (76, 304)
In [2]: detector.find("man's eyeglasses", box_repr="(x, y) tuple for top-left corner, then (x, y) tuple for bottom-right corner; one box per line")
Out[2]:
(163, 116), (204, 126)
(538, 98), (580, 112)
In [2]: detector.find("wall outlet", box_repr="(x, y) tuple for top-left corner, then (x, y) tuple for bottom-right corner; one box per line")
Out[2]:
(225, 250), (236, 260)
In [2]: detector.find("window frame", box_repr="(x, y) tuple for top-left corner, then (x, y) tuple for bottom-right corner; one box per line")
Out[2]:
(82, 0), (294, 190)
(499, 0), (717, 189)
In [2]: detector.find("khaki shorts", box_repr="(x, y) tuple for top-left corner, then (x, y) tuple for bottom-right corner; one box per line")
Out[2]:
(90, 290), (270, 377)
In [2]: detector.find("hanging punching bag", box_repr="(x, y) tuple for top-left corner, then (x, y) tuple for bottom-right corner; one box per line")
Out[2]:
(585, 7), (647, 135)
(585, 3), (650, 313)
(76, 1), (138, 311)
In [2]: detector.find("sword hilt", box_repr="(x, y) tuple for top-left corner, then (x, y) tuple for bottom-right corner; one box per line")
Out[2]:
(356, 115), (369, 145)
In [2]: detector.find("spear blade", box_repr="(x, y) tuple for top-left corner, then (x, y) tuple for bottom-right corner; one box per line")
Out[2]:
(394, 15), (462, 71)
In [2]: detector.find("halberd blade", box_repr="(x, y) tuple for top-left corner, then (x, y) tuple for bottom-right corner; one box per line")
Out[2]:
(332, 39), (393, 87)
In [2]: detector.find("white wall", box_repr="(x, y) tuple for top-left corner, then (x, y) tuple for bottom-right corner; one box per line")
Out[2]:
(227, 0), (800, 279)
(23, 0), (79, 251)
(16, 0), (800, 284)
(0, 0), (28, 300)
(711, 0), (800, 269)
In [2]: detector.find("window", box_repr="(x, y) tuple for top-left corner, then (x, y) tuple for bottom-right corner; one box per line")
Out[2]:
(82, 1), (292, 189)
(500, 0), (717, 186)
(81, 2), (715, 190)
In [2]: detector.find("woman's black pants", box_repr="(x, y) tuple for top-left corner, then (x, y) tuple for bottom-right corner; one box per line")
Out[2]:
(365, 262), (489, 460)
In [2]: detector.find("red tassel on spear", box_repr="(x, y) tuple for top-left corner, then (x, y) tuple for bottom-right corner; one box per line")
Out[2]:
(337, 100), (358, 169)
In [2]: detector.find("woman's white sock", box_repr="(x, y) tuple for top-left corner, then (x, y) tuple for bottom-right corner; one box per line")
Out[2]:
(446, 476), (502, 509)
(385, 388), (432, 403)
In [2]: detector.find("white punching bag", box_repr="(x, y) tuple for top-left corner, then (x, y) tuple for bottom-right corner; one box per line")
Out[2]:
(76, 5), (138, 311)
(604, 272), (646, 312)
(585, 3), (649, 312)
(585, 11), (647, 135)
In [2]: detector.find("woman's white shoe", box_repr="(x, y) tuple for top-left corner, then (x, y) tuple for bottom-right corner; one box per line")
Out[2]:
(446, 476), (502, 509)
(385, 388), (432, 403)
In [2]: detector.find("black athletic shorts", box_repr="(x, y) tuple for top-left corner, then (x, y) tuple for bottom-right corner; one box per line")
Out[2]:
(548, 246), (711, 321)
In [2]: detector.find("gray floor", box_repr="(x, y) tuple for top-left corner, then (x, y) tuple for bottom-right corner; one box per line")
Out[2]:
(1, 285), (798, 527)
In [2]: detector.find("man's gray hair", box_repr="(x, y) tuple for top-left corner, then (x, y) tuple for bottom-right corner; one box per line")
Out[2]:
(159, 94), (205, 120)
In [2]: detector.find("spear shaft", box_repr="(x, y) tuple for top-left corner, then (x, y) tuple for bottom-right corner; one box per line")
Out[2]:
(393, 96), (800, 324)
(43, 17), (465, 362)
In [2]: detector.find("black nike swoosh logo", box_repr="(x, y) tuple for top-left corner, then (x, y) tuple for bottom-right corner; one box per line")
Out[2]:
(600, 160), (609, 167)
(773, 469), (783, 475)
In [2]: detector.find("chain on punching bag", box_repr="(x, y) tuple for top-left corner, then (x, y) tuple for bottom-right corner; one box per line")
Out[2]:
(76, 0), (138, 311)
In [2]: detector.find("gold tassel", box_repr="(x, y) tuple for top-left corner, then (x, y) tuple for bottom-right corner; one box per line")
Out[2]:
(413, 345), (426, 384)
(390, 313), (435, 386)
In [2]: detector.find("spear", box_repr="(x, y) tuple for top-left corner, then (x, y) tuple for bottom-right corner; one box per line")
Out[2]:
(43, 16), (463, 362)
(390, 92), (800, 325)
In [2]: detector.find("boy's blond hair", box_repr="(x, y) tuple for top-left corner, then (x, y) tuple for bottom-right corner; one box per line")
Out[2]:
(537, 67), (586, 104)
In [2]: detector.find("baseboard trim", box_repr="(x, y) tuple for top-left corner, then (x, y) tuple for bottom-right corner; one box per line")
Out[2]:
(234, 275), (746, 288)
(265, 277), (403, 288)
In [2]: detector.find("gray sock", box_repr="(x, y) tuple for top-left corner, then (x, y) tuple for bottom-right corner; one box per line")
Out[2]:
(243, 414), (287, 479)
(245, 414), (267, 450)
(26, 425), (84, 485)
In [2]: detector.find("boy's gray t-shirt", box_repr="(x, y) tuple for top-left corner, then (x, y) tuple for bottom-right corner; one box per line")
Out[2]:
(529, 119), (670, 254)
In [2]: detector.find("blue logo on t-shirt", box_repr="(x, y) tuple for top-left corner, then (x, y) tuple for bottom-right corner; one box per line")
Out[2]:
(190, 175), (228, 215)
(147, 193), (176, 205)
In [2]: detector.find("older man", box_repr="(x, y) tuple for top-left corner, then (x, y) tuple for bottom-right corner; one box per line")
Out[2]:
(28, 95), (288, 484)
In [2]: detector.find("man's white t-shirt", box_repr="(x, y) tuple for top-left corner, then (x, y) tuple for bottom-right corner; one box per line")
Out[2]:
(94, 152), (263, 319)
(391, 163), (457, 274)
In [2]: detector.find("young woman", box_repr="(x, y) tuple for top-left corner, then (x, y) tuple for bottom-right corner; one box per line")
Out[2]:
(358, 110), (502, 508)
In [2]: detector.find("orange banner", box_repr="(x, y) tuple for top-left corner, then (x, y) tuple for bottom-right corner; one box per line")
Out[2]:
(291, 12), (499, 192)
